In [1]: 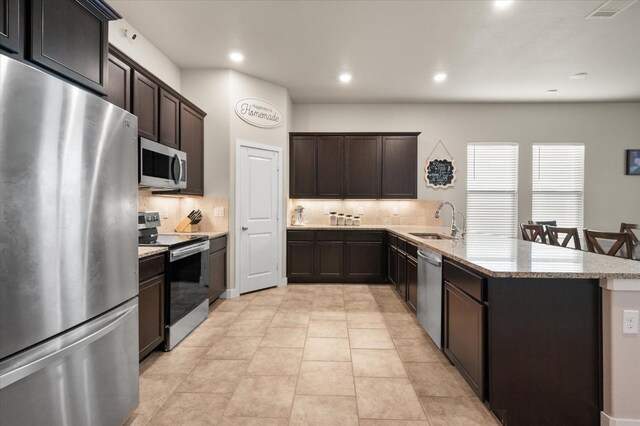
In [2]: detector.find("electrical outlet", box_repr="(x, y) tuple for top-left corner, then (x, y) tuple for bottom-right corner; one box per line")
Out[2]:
(358, 206), (364, 215)
(324, 207), (330, 215)
(214, 207), (225, 217)
(392, 207), (399, 216)
(162, 207), (169, 219)
(623, 310), (639, 334)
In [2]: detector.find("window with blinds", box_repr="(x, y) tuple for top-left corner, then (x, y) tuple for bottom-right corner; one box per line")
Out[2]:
(532, 144), (584, 229)
(467, 143), (519, 237)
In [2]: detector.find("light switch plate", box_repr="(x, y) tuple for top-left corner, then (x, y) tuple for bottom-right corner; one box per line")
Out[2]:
(392, 207), (399, 216)
(162, 207), (169, 219)
(358, 206), (364, 215)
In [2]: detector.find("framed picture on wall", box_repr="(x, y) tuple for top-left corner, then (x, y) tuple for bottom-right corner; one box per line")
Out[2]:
(627, 149), (640, 175)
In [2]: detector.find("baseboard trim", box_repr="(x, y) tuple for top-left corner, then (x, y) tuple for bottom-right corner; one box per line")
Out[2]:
(278, 277), (288, 287)
(601, 411), (640, 426)
(220, 288), (240, 299)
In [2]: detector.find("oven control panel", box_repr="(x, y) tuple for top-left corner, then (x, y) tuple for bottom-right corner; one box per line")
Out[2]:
(138, 211), (161, 230)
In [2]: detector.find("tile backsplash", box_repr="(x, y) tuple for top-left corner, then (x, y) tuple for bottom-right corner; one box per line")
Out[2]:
(138, 189), (228, 233)
(288, 199), (443, 226)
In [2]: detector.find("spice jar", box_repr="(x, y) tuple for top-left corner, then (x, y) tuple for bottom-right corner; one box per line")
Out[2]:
(337, 213), (345, 226)
(329, 212), (337, 226)
(346, 215), (353, 226)
(353, 216), (361, 226)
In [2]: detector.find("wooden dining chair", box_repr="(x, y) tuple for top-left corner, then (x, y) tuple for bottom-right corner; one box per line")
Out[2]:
(583, 229), (634, 259)
(520, 224), (547, 243)
(547, 226), (581, 250)
(528, 220), (557, 240)
(620, 223), (639, 259)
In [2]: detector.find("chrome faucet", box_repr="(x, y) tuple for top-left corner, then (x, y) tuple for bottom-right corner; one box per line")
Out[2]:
(435, 202), (465, 238)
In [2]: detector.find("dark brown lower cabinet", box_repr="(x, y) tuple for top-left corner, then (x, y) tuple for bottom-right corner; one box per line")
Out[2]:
(397, 249), (407, 300)
(443, 281), (485, 399)
(388, 244), (398, 286)
(208, 236), (227, 303)
(138, 254), (165, 360)
(315, 240), (344, 280)
(406, 255), (418, 313)
(287, 240), (315, 279)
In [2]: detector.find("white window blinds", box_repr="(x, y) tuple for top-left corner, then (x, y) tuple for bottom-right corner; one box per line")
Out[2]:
(467, 143), (519, 237)
(532, 144), (584, 229)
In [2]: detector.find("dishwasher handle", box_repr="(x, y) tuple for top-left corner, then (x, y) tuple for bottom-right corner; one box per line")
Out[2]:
(418, 250), (442, 267)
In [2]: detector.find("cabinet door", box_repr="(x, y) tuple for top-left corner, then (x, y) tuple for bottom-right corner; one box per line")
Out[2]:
(316, 135), (344, 198)
(344, 136), (381, 198)
(133, 71), (159, 141)
(315, 241), (344, 281)
(388, 245), (398, 285)
(179, 103), (205, 195)
(30, 0), (109, 94)
(290, 136), (316, 198)
(345, 241), (384, 282)
(443, 282), (485, 398)
(397, 251), (407, 300)
(0, 0), (20, 54)
(106, 53), (131, 111)
(208, 248), (227, 303)
(159, 88), (180, 149)
(139, 275), (164, 360)
(287, 241), (314, 280)
(381, 136), (417, 199)
(406, 255), (418, 313)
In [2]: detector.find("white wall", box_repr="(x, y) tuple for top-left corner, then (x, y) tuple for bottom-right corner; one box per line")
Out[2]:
(293, 103), (640, 231)
(109, 19), (182, 91)
(180, 70), (291, 292)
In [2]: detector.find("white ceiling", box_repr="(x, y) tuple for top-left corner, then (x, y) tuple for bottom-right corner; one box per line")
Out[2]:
(109, 0), (640, 103)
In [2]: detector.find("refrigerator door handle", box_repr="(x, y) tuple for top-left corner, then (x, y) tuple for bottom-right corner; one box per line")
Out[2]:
(0, 299), (137, 390)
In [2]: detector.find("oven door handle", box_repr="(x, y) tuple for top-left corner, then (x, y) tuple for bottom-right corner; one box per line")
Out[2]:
(170, 241), (210, 262)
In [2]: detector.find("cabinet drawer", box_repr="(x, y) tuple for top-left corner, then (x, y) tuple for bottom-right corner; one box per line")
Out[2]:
(388, 233), (398, 248)
(317, 230), (344, 241)
(139, 253), (165, 283)
(397, 238), (407, 253)
(209, 235), (228, 253)
(287, 230), (315, 241)
(406, 242), (418, 259)
(345, 231), (384, 242)
(443, 259), (484, 302)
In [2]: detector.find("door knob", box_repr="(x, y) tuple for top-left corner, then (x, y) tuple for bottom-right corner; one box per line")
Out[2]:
(242, 226), (248, 231)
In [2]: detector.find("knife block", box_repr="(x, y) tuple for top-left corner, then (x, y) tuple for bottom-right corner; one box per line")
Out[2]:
(175, 217), (192, 233)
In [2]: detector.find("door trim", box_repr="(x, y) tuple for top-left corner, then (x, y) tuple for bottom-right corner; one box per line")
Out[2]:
(235, 140), (283, 295)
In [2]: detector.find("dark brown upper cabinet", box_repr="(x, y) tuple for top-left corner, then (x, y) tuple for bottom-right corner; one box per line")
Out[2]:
(345, 135), (381, 198)
(106, 52), (131, 111)
(0, 0), (20, 54)
(133, 71), (159, 141)
(159, 88), (180, 149)
(381, 135), (418, 198)
(29, 0), (119, 95)
(180, 103), (205, 196)
(316, 135), (344, 198)
(289, 132), (419, 200)
(290, 136), (316, 198)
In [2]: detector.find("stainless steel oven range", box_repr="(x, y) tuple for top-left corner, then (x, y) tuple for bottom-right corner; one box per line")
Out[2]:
(138, 212), (209, 350)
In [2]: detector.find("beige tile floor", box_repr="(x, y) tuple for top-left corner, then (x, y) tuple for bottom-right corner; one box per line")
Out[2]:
(125, 284), (499, 426)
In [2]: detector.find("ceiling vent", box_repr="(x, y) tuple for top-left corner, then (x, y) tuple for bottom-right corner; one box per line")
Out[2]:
(586, 0), (638, 19)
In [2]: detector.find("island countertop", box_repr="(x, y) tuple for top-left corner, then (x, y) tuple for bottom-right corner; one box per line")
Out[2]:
(287, 224), (640, 279)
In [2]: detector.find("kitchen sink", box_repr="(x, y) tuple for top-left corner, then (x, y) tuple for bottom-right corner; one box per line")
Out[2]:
(409, 232), (452, 240)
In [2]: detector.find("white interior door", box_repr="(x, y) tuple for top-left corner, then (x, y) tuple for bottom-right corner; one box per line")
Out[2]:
(238, 145), (280, 294)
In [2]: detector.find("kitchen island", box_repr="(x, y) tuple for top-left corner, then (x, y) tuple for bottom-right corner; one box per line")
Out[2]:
(287, 225), (640, 426)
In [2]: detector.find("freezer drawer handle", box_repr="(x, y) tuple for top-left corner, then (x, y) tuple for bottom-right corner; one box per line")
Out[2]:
(0, 300), (137, 390)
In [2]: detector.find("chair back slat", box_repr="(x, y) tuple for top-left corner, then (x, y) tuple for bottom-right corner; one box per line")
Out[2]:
(520, 224), (547, 243)
(547, 226), (581, 250)
(620, 223), (639, 260)
(584, 229), (633, 259)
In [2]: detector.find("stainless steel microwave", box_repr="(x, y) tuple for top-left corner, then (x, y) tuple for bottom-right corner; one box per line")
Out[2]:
(139, 137), (187, 189)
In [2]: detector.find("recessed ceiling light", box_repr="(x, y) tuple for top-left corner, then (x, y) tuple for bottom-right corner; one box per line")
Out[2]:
(339, 73), (352, 83)
(229, 52), (244, 63)
(433, 73), (447, 83)
(494, 0), (514, 9)
(570, 72), (588, 80)
(546, 89), (558, 93)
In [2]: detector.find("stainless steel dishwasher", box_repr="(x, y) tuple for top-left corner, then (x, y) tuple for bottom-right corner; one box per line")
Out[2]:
(417, 248), (443, 349)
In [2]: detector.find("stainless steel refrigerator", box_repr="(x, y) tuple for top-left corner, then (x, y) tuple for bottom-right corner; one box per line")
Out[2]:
(0, 55), (139, 425)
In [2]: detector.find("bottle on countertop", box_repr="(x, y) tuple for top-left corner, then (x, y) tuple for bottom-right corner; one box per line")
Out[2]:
(337, 213), (345, 226)
(329, 212), (337, 226)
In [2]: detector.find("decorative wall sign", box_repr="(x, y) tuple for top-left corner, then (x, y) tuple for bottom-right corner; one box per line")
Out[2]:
(234, 98), (284, 129)
(425, 140), (456, 189)
(626, 149), (640, 175)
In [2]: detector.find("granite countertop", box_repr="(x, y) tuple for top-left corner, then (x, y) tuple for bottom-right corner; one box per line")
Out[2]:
(138, 246), (168, 259)
(287, 224), (640, 279)
(168, 231), (228, 239)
